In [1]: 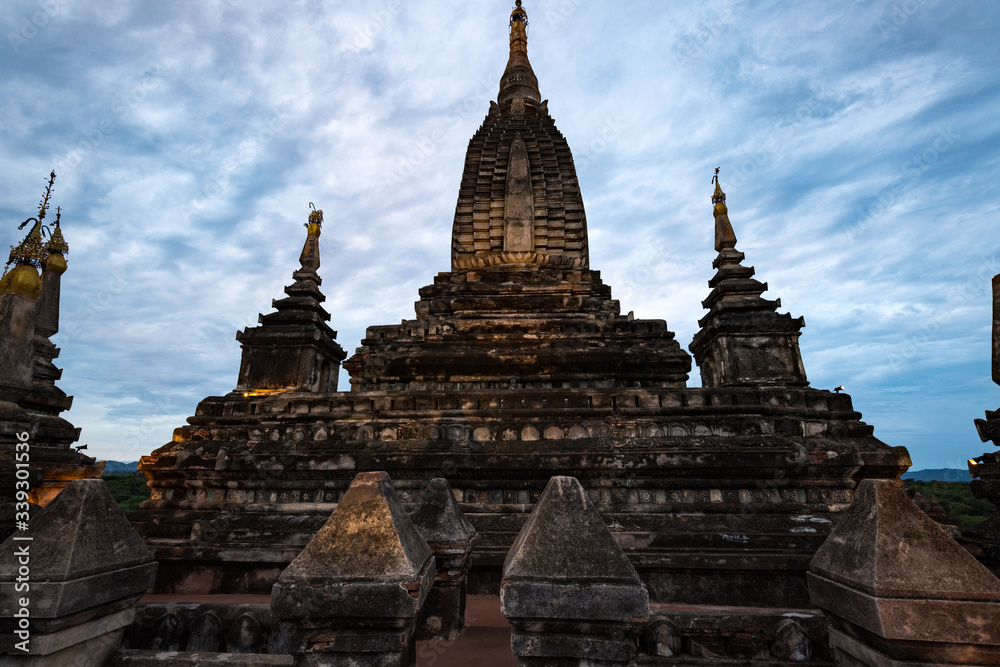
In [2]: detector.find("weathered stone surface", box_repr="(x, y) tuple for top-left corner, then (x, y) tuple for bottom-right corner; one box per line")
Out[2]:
(637, 606), (834, 664)
(963, 512), (1000, 578)
(811, 479), (1000, 602)
(410, 478), (476, 545)
(502, 476), (648, 665)
(185, 612), (224, 652)
(504, 476), (643, 587)
(964, 272), (1000, 577)
(0, 479), (155, 616)
(993, 273), (1000, 385)
(271, 471), (434, 666)
(227, 613), (264, 653)
(108, 651), (293, 666)
(0, 478), (156, 665)
(120, 601), (282, 657)
(411, 478), (478, 641)
(272, 471), (433, 616)
(0, 289), (36, 391)
(808, 478), (1000, 665)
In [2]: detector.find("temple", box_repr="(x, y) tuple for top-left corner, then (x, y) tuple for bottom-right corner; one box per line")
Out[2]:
(3, 3), (998, 666)
(131, 0), (909, 632)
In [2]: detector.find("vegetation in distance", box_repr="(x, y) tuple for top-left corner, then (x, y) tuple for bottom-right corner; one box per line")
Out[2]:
(903, 479), (997, 532)
(103, 472), (151, 513)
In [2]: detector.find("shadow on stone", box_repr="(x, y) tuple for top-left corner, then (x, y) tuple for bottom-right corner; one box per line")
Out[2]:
(411, 477), (478, 642)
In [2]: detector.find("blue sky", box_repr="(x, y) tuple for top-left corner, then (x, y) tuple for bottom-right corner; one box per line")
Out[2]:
(2, 0), (999, 470)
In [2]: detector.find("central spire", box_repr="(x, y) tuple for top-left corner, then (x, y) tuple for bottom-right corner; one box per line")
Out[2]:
(449, 2), (589, 270)
(498, 0), (541, 111)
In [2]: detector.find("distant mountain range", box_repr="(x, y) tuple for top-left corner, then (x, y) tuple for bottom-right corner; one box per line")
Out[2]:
(902, 468), (971, 482)
(103, 460), (139, 474)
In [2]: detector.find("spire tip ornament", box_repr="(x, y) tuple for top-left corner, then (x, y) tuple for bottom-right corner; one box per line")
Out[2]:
(299, 203), (323, 272)
(306, 202), (323, 237)
(712, 167), (728, 217)
(3, 171), (67, 292)
(499, 0), (540, 110)
(711, 168), (738, 252)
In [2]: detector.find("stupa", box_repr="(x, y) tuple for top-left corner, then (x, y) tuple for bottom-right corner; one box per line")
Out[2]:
(131, 0), (910, 647)
(1, 172), (101, 542)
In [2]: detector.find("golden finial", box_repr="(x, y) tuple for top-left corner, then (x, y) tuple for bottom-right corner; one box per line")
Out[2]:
(305, 202), (323, 237)
(711, 167), (738, 252)
(298, 203), (323, 272)
(4, 172), (59, 276)
(498, 0), (540, 110)
(1, 172), (59, 295)
(510, 0), (528, 52)
(711, 167), (728, 217)
(37, 171), (56, 223)
(45, 206), (69, 257)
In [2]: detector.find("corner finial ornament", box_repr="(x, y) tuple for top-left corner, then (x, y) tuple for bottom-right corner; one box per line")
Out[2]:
(712, 167), (727, 216)
(45, 206), (69, 258)
(710, 167), (737, 252)
(298, 202), (324, 272)
(4, 171), (60, 274)
(2, 171), (64, 295)
(306, 202), (323, 237)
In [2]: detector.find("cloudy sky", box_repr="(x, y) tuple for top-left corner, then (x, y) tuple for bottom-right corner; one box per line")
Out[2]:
(2, 0), (999, 471)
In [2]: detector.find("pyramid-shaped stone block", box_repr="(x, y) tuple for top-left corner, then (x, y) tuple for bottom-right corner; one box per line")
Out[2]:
(271, 471), (434, 621)
(1, 478), (155, 619)
(502, 476), (648, 665)
(411, 478), (478, 642)
(808, 479), (1000, 660)
(410, 477), (476, 545)
(502, 475), (647, 621)
(504, 475), (641, 586)
(1, 478), (152, 584)
(0, 479), (156, 663)
(810, 478), (1000, 601)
